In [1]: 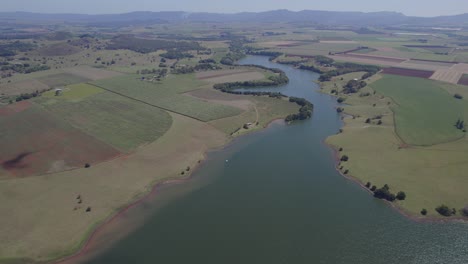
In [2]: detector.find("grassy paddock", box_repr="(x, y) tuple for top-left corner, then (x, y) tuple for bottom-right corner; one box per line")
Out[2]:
(323, 72), (468, 216)
(371, 75), (466, 146)
(92, 74), (243, 121)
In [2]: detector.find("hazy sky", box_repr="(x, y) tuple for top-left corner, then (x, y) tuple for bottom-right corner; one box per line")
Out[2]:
(2, 0), (468, 17)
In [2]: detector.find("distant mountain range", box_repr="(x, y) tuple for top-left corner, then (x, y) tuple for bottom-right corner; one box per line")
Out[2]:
(0, 10), (467, 27)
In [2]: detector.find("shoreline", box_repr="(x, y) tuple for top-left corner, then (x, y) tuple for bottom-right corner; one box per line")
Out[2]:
(324, 136), (468, 224)
(54, 117), (287, 264)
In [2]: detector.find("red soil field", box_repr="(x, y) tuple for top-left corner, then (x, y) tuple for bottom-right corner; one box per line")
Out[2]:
(381, 67), (435, 79)
(0, 101), (32, 117)
(0, 105), (121, 177)
(457, 74), (468, 86)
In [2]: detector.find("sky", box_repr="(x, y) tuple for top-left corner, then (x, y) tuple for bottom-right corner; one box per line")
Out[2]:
(2, 0), (468, 17)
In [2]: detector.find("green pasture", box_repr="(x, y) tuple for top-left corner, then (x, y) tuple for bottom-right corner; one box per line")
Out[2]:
(91, 74), (243, 121)
(371, 75), (466, 146)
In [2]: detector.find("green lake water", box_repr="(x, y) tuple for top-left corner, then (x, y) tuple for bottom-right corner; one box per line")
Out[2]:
(86, 56), (468, 264)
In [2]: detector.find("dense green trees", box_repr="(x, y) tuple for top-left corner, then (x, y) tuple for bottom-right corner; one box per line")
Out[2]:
(396, 191), (406, 200)
(342, 79), (367, 94)
(107, 35), (204, 54)
(373, 184), (396, 202)
(285, 97), (313, 122)
(435, 204), (456, 217)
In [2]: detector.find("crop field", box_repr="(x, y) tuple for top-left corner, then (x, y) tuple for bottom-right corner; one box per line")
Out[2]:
(371, 75), (465, 146)
(62, 66), (123, 81)
(42, 83), (103, 101)
(381, 67), (435, 78)
(92, 74), (243, 122)
(37, 90), (173, 152)
(0, 104), (120, 177)
(430, 69), (463, 84)
(37, 73), (90, 87)
(330, 54), (405, 67)
(457, 74), (468, 86)
(0, 79), (49, 96)
(196, 69), (266, 83)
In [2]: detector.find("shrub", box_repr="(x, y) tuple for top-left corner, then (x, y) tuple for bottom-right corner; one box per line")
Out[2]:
(396, 191), (406, 200)
(435, 204), (454, 217)
(462, 205), (468, 216)
(421, 209), (427, 215)
(340, 155), (349, 162)
(370, 185), (377, 191)
(365, 182), (371, 188)
(373, 184), (396, 202)
(84, 163), (90, 168)
(454, 94), (463, 99)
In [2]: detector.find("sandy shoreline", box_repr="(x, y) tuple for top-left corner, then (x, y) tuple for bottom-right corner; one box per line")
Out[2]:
(54, 118), (286, 264)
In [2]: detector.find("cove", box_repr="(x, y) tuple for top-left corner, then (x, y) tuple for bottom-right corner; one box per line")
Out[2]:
(84, 56), (468, 264)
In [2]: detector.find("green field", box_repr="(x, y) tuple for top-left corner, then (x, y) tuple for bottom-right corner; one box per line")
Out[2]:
(42, 83), (103, 101)
(37, 73), (90, 88)
(323, 72), (468, 215)
(371, 75), (466, 146)
(92, 74), (243, 122)
(37, 89), (173, 152)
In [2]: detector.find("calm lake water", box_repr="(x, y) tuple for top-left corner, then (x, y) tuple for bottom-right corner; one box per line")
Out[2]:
(86, 56), (468, 264)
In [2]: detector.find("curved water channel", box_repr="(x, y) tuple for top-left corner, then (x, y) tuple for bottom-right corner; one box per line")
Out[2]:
(85, 56), (468, 264)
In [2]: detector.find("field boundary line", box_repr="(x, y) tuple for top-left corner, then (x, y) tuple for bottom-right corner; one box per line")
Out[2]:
(87, 83), (206, 122)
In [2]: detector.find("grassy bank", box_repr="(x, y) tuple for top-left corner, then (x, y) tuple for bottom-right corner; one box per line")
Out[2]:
(323, 72), (468, 218)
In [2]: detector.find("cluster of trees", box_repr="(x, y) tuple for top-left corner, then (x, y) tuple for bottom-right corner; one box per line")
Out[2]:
(285, 97), (314, 122)
(199, 59), (216, 64)
(107, 35), (204, 54)
(245, 50), (283, 60)
(435, 205), (457, 217)
(171, 63), (220, 74)
(1, 63), (50, 74)
(364, 183), (406, 202)
(319, 62), (380, 82)
(342, 79), (367, 94)
(15, 90), (43, 102)
(313, 55), (334, 66)
(137, 68), (168, 77)
(298, 64), (323, 73)
(160, 50), (194, 59)
(220, 38), (248, 65)
(0, 41), (36, 57)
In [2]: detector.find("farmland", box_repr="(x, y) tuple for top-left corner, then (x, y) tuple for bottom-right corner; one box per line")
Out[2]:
(92, 74), (244, 122)
(323, 71), (468, 216)
(4, 10), (468, 264)
(37, 88), (173, 152)
(381, 67), (434, 78)
(371, 75), (465, 146)
(0, 103), (120, 177)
